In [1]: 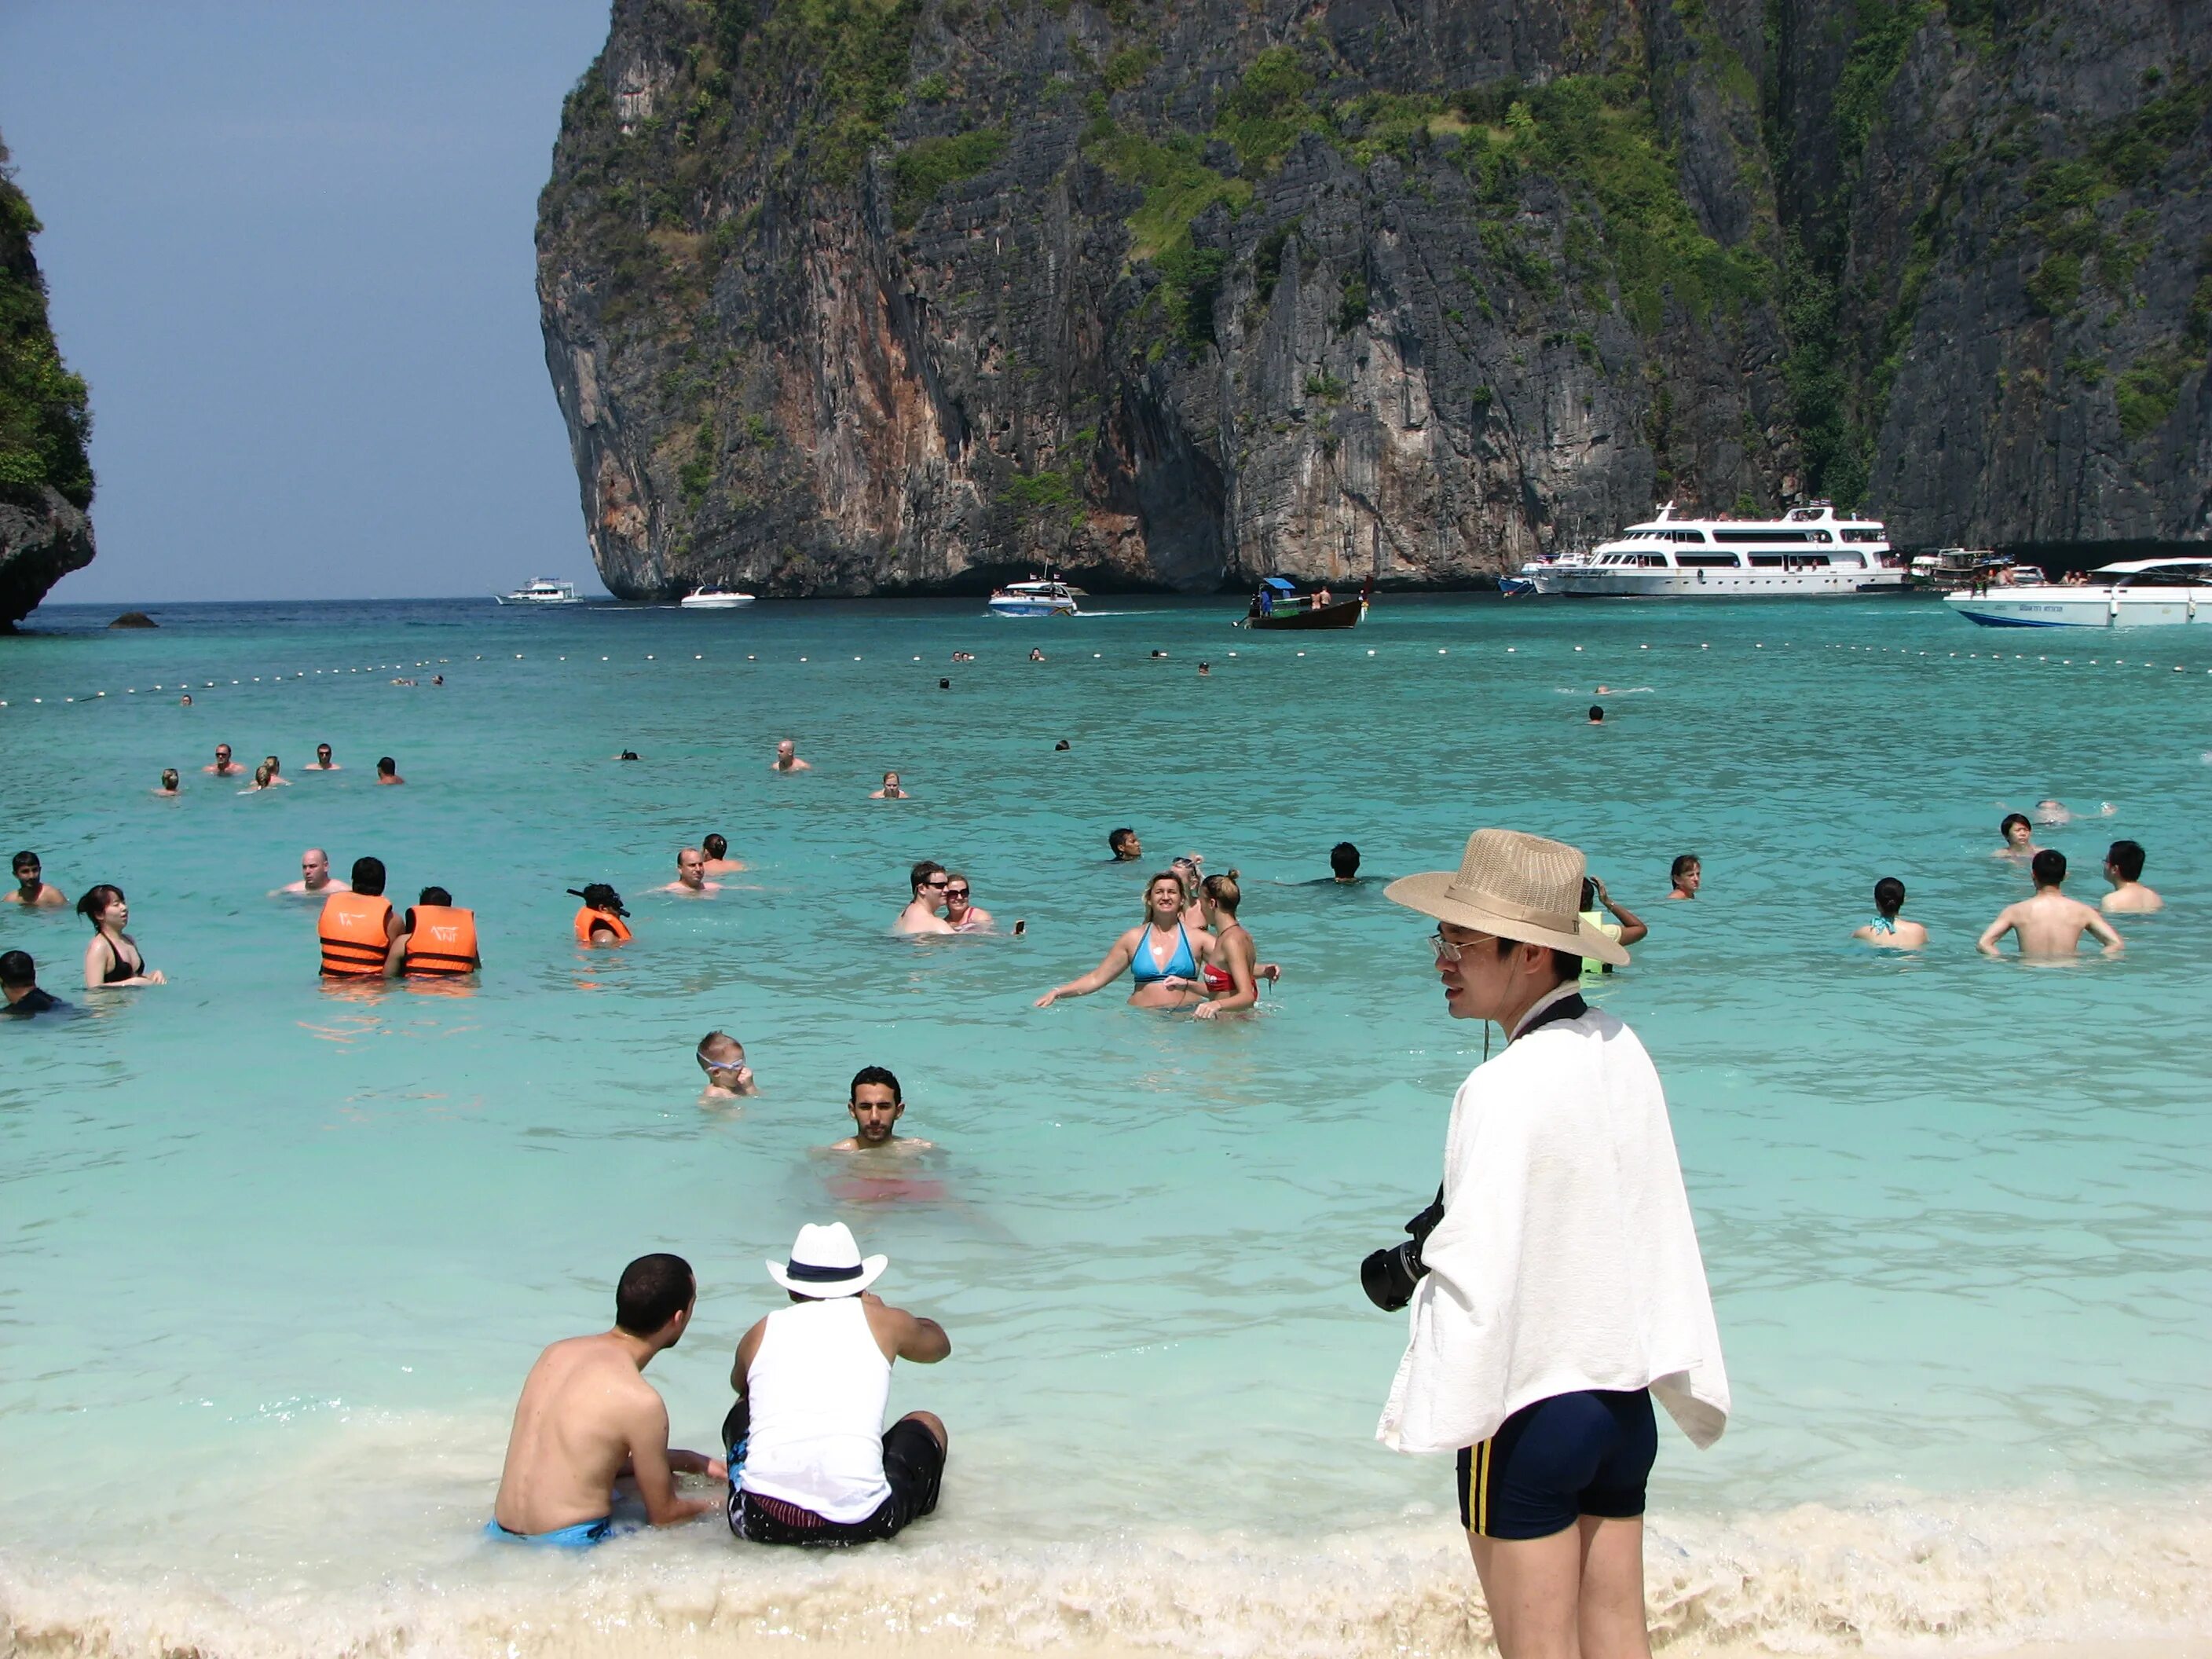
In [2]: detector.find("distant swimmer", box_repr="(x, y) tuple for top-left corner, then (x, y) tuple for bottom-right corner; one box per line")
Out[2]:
(1328, 841), (1363, 884)
(204, 743), (246, 777)
(1108, 826), (1142, 862)
(1588, 704), (1605, 724)
(701, 833), (745, 874)
(77, 885), (164, 988)
(1029, 647), (1046, 663)
(1198, 661), (1210, 676)
(1192, 874), (1276, 1018)
(1995, 813), (2038, 859)
(726, 1222), (949, 1547)
(696, 1031), (758, 1100)
(950, 651), (974, 663)
(262, 755), (291, 785)
(771, 739), (811, 773)
(1666, 852), (1701, 900)
(1150, 649), (1167, 659)
(276, 847), (350, 897)
(2, 950), (67, 1017)
(1578, 876), (1649, 983)
(1977, 850), (2123, 958)
(178, 692), (192, 707)
(871, 771), (911, 800)
(5, 851), (66, 908)
(661, 848), (720, 897)
(319, 857), (400, 977)
(617, 750), (641, 761)
(154, 769), (181, 797)
(1055, 738), (1070, 751)
(570, 883), (633, 945)
(2034, 797), (2111, 827)
(2100, 840), (2162, 914)
(490, 1253), (725, 1546)
(1851, 876), (1927, 950)
(240, 762), (273, 793)
(1035, 871), (1214, 1011)
(389, 884), (480, 977)
(832, 1066), (935, 1152)
(375, 756), (405, 786)
(940, 873), (996, 932)
(896, 861), (954, 935)
(306, 743), (340, 771)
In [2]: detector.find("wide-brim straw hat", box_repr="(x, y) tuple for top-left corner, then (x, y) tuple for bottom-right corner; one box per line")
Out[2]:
(767, 1221), (888, 1298)
(1385, 829), (1631, 967)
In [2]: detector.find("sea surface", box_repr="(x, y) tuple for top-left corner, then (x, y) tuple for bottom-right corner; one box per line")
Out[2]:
(2, 594), (2207, 1657)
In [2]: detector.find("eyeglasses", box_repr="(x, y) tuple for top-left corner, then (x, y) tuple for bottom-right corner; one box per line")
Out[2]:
(944, 886), (970, 899)
(1430, 928), (1496, 964)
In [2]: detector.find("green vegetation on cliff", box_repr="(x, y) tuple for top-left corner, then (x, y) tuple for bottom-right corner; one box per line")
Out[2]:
(0, 152), (93, 509)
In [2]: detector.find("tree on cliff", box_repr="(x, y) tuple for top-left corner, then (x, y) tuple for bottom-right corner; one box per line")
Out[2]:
(0, 139), (93, 513)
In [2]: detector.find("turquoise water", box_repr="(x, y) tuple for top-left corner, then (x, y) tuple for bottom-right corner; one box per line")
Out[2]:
(2, 595), (2208, 1655)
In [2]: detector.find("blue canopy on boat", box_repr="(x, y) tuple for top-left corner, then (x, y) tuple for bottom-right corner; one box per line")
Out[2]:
(1260, 577), (1298, 591)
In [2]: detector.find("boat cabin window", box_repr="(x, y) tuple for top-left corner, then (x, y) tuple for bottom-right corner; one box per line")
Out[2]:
(1668, 529), (1708, 543)
(2122, 564), (2212, 587)
(1641, 555), (1667, 567)
(1677, 554), (1741, 568)
(1749, 555), (1785, 567)
(1714, 529), (1816, 543)
(1830, 551), (1865, 566)
(1841, 528), (1885, 543)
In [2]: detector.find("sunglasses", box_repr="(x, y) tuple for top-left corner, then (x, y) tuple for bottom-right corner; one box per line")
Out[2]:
(925, 877), (949, 888)
(944, 886), (970, 899)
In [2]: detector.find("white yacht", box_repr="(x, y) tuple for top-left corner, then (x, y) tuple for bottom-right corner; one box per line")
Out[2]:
(679, 587), (755, 609)
(987, 577), (1082, 617)
(495, 577), (581, 606)
(1529, 504), (1905, 596)
(1946, 556), (2212, 628)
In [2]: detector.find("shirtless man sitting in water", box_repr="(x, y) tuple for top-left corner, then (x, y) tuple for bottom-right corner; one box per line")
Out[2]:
(490, 1254), (724, 1546)
(895, 862), (955, 935)
(700, 834), (745, 874)
(1978, 850), (2124, 958)
(660, 848), (720, 896)
(830, 1066), (936, 1152)
(771, 738), (811, 772)
(2100, 840), (2163, 914)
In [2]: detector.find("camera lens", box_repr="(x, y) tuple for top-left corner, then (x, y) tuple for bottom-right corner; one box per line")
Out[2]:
(1361, 1243), (1423, 1312)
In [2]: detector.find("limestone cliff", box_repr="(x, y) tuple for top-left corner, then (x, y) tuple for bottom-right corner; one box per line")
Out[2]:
(0, 133), (94, 628)
(536, 0), (2210, 597)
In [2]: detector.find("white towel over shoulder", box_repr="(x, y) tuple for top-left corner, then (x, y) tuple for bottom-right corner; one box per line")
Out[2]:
(1377, 1006), (1730, 1456)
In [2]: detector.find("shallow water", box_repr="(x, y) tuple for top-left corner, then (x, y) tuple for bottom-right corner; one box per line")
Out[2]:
(2, 594), (2207, 1654)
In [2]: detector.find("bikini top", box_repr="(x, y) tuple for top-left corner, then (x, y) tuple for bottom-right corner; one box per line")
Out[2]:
(1866, 914), (1896, 935)
(100, 934), (148, 983)
(1130, 923), (1198, 985)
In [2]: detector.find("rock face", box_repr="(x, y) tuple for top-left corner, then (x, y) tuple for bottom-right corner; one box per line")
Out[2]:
(536, 0), (2210, 596)
(0, 131), (95, 628)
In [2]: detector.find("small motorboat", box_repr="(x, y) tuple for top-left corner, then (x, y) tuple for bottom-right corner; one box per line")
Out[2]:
(679, 588), (756, 609)
(495, 577), (581, 605)
(1239, 577), (1371, 630)
(1946, 555), (2212, 628)
(988, 577), (1082, 617)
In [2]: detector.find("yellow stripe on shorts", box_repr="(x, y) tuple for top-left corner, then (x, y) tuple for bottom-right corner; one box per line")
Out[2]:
(1472, 1438), (1492, 1535)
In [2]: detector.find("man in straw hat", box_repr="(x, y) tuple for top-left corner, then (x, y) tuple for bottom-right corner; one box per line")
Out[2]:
(724, 1221), (950, 1546)
(1378, 829), (1729, 1658)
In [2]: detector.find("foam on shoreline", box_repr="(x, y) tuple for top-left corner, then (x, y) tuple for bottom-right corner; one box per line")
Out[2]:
(5, 1495), (2207, 1658)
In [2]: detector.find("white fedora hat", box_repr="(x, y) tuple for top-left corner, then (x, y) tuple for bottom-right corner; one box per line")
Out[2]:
(766, 1221), (888, 1298)
(1385, 828), (1631, 967)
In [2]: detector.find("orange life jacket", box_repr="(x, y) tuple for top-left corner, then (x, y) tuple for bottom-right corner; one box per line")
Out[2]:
(573, 906), (631, 944)
(402, 904), (479, 976)
(319, 892), (394, 976)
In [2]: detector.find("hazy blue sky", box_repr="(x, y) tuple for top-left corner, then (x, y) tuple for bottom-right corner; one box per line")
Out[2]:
(2, 1), (614, 605)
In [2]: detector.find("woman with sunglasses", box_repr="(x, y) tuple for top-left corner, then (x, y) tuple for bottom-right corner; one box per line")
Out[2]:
(1034, 872), (1214, 1011)
(940, 873), (995, 933)
(77, 885), (166, 989)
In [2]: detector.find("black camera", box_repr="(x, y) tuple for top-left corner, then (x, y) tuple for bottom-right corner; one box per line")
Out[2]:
(1361, 1188), (1445, 1312)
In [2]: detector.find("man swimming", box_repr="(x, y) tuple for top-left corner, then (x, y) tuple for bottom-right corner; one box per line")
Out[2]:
(1, 950), (66, 1017)
(276, 848), (350, 897)
(940, 873), (995, 932)
(306, 743), (340, 771)
(1328, 842), (1361, 884)
(771, 739), (811, 772)
(697, 1031), (759, 1099)
(1977, 850), (2124, 958)
(701, 834), (745, 874)
(895, 862), (954, 935)
(204, 743), (246, 777)
(5, 852), (66, 908)
(1995, 813), (2038, 859)
(830, 1066), (935, 1152)
(2100, 840), (2162, 914)
(1588, 705), (1605, 724)
(1108, 827), (1142, 862)
(491, 1253), (724, 1545)
(375, 756), (405, 786)
(661, 848), (720, 896)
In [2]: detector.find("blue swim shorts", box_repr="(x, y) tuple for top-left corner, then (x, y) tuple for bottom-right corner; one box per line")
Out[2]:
(1456, 1388), (1657, 1540)
(484, 1515), (613, 1548)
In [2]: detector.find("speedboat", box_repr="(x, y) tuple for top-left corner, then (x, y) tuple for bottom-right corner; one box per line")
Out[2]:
(988, 578), (1082, 617)
(495, 577), (581, 605)
(1946, 556), (2212, 628)
(1530, 502), (1906, 596)
(679, 588), (755, 609)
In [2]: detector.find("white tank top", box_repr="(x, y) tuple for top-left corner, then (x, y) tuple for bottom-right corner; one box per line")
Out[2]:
(739, 1298), (893, 1522)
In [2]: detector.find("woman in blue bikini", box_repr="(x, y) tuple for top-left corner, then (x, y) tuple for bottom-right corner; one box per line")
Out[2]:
(1034, 873), (1214, 1010)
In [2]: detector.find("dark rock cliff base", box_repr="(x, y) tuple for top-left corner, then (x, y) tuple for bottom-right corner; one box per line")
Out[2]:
(0, 131), (96, 628)
(537, 0), (2210, 597)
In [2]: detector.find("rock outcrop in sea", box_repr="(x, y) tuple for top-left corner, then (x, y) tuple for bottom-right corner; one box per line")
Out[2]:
(0, 130), (95, 629)
(536, 0), (2210, 597)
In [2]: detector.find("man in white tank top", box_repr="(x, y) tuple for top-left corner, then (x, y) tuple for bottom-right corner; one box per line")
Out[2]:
(726, 1221), (951, 1545)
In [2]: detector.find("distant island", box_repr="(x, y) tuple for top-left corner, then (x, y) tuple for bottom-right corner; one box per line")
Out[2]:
(537, 2), (2209, 599)
(0, 127), (95, 629)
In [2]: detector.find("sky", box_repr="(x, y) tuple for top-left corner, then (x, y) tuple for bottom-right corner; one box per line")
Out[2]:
(1, 1), (615, 604)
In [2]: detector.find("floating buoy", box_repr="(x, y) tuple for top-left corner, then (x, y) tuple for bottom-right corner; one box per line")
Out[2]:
(1437, 648), (1446, 654)
(1367, 649), (1375, 656)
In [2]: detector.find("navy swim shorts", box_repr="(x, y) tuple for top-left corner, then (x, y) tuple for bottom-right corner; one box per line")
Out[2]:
(1456, 1388), (1657, 1540)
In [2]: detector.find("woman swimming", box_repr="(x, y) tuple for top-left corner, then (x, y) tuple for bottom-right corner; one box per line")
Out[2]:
(1034, 873), (1214, 1011)
(78, 884), (166, 989)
